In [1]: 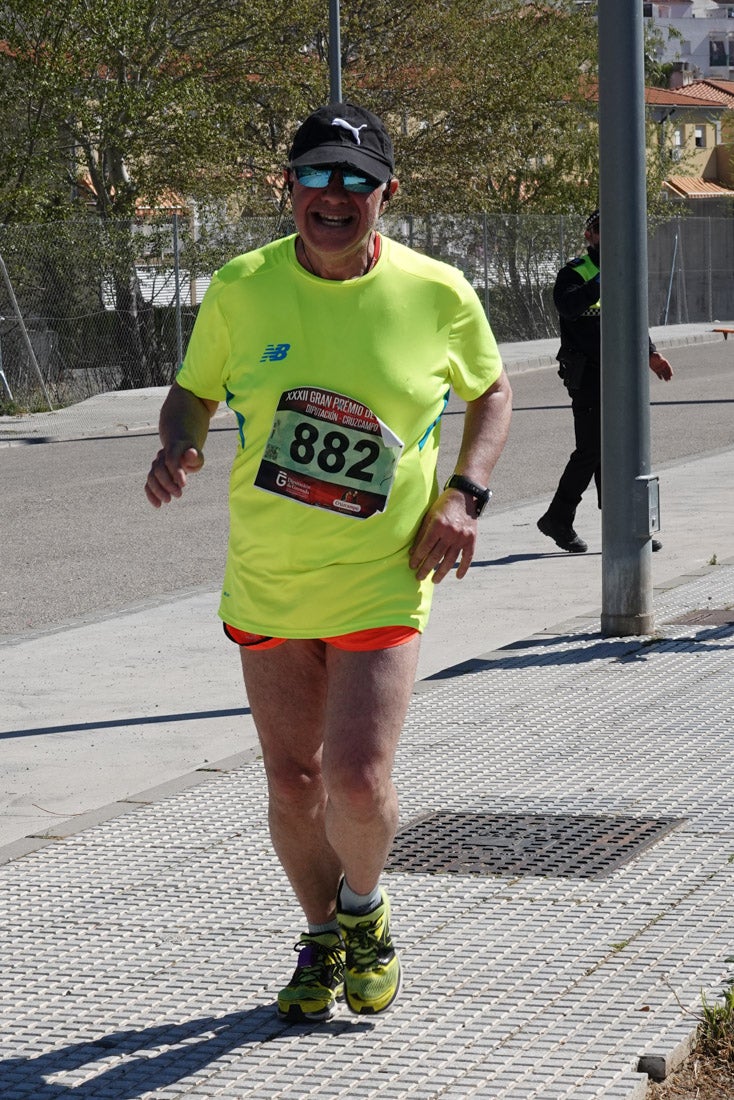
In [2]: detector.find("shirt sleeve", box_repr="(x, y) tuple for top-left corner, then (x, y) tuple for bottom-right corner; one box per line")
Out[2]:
(446, 279), (504, 401)
(175, 276), (232, 403)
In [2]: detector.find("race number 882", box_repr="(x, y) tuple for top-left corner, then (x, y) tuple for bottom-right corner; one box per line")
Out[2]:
(289, 421), (380, 483)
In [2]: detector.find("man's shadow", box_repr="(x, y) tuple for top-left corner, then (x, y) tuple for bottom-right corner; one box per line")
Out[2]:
(2, 1007), (373, 1099)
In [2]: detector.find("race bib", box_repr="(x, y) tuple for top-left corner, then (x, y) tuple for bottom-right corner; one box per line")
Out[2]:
(254, 386), (403, 519)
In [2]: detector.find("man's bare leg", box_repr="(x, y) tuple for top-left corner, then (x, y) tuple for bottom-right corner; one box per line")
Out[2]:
(240, 635), (420, 923)
(240, 640), (340, 925)
(321, 638), (420, 896)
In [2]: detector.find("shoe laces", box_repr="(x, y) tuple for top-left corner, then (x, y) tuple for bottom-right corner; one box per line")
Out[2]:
(293, 937), (344, 984)
(344, 915), (387, 968)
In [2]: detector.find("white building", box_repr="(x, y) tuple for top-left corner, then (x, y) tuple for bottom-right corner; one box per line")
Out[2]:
(646, 1), (734, 82)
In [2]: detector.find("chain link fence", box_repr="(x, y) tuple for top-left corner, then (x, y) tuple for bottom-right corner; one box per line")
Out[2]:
(1, 211), (733, 414)
(0, 213), (281, 412)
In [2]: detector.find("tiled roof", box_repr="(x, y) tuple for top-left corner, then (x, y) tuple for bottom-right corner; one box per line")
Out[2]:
(644, 85), (726, 107)
(134, 188), (188, 216)
(581, 79), (734, 109)
(664, 175), (734, 197)
(674, 78), (734, 106)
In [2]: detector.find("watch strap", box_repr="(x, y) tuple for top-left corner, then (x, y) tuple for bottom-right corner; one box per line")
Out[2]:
(444, 474), (492, 516)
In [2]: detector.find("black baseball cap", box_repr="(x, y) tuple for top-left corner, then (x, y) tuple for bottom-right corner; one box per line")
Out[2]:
(585, 209), (600, 231)
(288, 102), (395, 184)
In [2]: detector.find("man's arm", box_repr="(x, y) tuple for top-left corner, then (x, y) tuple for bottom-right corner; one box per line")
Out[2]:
(144, 381), (219, 508)
(409, 369), (512, 583)
(553, 264), (599, 321)
(649, 349), (673, 381)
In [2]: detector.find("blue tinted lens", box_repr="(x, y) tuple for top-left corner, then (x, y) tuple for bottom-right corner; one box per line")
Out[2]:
(295, 167), (332, 189)
(294, 166), (379, 193)
(341, 172), (380, 193)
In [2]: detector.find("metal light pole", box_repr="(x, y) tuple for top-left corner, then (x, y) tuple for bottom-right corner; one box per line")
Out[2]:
(329, 0), (342, 103)
(598, 0), (658, 636)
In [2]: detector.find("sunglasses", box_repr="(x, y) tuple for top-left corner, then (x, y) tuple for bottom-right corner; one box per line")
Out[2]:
(294, 165), (382, 194)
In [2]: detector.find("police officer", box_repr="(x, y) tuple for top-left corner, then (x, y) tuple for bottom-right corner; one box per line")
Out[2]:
(537, 209), (672, 554)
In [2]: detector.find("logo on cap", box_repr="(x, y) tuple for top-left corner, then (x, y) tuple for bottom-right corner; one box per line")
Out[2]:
(331, 118), (367, 145)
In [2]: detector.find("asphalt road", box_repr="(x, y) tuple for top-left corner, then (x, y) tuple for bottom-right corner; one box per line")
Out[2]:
(2, 339), (732, 638)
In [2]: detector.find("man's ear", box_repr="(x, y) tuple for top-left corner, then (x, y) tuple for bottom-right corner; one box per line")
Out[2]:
(382, 177), (399, 204)
(284, 168), (294, 193)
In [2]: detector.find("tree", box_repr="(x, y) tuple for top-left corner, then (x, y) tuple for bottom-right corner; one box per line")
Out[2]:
(0, 0), (333, 384)
(336, 0), (600, 217)
(1, 0), (665, 224)
(0, 0), (331, 224)
(0, 0), (681, 372)
(330, 0), (599, 338)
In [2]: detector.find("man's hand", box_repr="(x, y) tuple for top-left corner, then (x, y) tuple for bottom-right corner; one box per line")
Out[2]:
(145, 442), (204, 508)
(410, 370), (511, 582)
(649, 351), (673, 381)
(144, 382), (217, 508)
(409, 489), (478, 583)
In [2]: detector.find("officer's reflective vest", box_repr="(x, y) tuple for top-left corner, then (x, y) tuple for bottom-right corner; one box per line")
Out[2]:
(569, 253), (600, 317)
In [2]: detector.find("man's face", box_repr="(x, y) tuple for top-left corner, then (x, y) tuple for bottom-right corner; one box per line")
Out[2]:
(585, 221), (600, 247)
(288, 165), (394, 264)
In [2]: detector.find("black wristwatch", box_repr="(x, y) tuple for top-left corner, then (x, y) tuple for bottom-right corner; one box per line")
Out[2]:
(444, 474), (492, 517)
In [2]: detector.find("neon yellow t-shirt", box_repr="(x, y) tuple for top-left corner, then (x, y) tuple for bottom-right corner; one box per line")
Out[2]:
(176, 233), (503, 637)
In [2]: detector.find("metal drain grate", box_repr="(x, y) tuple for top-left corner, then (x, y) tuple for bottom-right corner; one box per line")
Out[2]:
(666, 608), (734, 626)
(386, 811), (685, 880)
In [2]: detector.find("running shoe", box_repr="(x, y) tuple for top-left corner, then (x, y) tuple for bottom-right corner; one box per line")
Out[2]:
(277, 931), (345, 1021)
(337, 888), (402, 1014)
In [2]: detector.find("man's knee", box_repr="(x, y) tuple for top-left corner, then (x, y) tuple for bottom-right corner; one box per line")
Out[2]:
(265, 755), (325, 810)
(324, 757), (392, 817)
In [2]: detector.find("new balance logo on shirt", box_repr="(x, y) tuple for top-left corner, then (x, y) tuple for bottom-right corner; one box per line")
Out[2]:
(260, 343), (291, 362)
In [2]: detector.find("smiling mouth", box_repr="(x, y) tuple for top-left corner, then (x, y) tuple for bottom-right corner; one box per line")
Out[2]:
(314, 213), (354, 227)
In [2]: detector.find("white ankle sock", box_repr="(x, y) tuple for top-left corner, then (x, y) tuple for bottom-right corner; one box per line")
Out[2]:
(308, 920), (340, 936)
(339, 879), (382, 915)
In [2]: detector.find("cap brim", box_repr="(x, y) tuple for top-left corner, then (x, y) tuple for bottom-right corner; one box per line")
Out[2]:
(289, 143), (392, 183)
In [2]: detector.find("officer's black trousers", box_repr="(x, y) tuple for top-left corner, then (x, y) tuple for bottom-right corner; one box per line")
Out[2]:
(546, 398), (601, 527)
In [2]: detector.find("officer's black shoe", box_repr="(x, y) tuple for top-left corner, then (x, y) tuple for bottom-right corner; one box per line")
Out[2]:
(537, 514), (588, 554)
(652, 539), (662, 552)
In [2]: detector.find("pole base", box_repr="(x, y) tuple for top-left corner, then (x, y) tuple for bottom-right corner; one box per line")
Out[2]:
(600, 612), (655, 638)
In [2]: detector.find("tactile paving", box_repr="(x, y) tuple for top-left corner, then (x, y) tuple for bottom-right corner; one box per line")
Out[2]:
(0, 563), (733, 1099)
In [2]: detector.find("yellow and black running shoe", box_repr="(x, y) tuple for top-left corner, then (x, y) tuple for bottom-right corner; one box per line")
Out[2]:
(338, 889), (402, 1015)
(277, 931), (345, 1021)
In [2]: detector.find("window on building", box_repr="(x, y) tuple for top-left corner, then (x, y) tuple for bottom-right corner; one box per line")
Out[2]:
(695, 126), (706, 149)
(670, 127), (683, 163)
(711, 40), (727, 66)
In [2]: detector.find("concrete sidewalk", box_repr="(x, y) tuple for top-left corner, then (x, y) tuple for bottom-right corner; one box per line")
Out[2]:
(2, 322), (732, 847)
(3, 443), (733, 853)
(1, 322), (733, 1098)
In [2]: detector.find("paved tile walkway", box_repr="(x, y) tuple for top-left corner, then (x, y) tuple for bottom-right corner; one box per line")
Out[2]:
(2, 563), (733, 1098)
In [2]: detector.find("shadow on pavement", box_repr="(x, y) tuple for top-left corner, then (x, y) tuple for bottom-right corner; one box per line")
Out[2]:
(422, 623), (734, 680)
(0, 1008), (373, 1099)
(0, 707), (251, 741)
